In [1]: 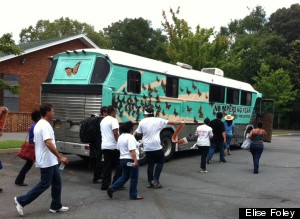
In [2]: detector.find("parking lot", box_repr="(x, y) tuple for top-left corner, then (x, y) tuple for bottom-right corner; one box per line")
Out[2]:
(1, 134), (300, 219)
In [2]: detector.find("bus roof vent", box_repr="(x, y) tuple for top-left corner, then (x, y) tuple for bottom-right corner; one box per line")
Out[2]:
(201, 68), (224, 77)
(176, 62), (192, 70)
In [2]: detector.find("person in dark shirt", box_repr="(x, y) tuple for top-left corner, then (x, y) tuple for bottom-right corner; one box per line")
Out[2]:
(207, 112), (227, 164)
(15, 110), (41, 186)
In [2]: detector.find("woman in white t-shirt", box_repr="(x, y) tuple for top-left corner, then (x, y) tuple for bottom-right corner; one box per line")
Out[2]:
(195, 118), (213, 173)
(107, 121), (143, 200)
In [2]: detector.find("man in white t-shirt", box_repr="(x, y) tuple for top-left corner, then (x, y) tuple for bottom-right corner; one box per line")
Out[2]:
(100, 105), (122, 190)
(14, 103), (69, 216)
(195, 118), (213, 173)
(135, 108), (183, 189)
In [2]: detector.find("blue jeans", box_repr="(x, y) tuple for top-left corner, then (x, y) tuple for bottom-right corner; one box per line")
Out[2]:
(17, 164), (62, 210)
(225, 134), (232, 150)
(197, 146), (209, 170)
(111, 159), (139, 199)
(145, 149), (165, 183)
(207, 141), (226, 162)
(250, 144), (264, 173)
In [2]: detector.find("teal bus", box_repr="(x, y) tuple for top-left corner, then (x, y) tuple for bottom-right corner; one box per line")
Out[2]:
(41, 48), (274, 163)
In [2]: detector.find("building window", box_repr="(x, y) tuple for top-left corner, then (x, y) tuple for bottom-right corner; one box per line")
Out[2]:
(0, 74), (19, 112)
(127, 70), (141, 93)
(226, 88), (239, 105)
(209, 84), (225, 103)
(241, 91), (252, 106)
(166, 76), (178, 98)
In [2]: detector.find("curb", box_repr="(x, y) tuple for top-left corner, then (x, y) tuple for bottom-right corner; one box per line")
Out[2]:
(0, 148), (19, 154)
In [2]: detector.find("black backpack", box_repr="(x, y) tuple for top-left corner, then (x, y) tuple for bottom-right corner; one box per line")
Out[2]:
(79, 116), (101, 143)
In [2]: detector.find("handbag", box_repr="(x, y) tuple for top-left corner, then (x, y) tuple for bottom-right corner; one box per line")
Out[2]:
(16, 135), (35, 161)
(241, 138), (251, 150)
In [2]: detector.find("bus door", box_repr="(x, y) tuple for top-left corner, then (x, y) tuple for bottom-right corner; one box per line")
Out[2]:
(257, 99), (275, 142)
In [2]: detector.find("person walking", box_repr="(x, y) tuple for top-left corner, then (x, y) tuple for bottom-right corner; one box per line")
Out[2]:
(248, 121), (267, 174)
(195, 118), (213, 173)
(207, 112), (226, 164)
(92, 106), (107, 184)
(107, 121), (143, 200)
(100, 105), (122, 190)
(15, 110), (41, 186)
(14, 103), (69, 216)
(0, 106), (8, 193)
(135, 108), (183, 189)
(224, 114), (235, 155)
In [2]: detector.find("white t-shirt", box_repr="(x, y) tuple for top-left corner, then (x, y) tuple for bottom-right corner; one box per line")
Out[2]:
(195, 124), (213, 146)
(135, 117), (168, 151)
(33, 119), (58, 168)
(100, 116), (119, 150)
(117, 133), (139, 160)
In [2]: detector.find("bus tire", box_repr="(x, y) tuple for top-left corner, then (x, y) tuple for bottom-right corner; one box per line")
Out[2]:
(160, 130), (175, 162)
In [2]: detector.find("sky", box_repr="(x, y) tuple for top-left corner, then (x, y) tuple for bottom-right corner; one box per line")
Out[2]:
(1, 0), (298, 43)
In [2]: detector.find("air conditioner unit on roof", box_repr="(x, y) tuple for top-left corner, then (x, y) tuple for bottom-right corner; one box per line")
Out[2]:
(201, 68), (224, 77)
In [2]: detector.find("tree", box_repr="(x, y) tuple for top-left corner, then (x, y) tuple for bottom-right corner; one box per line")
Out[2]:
(253, 64), (297, 128)
(104, 17), (168, 61)
(268, 3), (300, 45)
(161, 7), (229, 70)
(0, 33), (21, 94)
(19, 17), (111, 48)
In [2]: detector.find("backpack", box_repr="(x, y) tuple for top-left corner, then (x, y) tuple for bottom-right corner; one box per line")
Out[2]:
(79, 116), (101, 143)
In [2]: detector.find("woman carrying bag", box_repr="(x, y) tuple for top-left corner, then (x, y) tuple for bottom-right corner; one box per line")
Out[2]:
(248, 122), (267, 174)
(15, 110), (40, 186)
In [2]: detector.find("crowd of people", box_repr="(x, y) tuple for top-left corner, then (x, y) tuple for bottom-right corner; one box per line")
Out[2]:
(0, 103), (266, 216)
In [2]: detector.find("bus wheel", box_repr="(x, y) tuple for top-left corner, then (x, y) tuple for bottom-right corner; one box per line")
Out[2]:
(160, 130), (175, 162)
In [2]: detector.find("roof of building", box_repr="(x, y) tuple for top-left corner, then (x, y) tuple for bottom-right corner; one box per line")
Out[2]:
(0, 34), (99, 62)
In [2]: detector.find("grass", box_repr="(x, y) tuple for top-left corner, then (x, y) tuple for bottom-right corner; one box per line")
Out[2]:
(0, 140), (23, 149)
(272, 130), (290, 136)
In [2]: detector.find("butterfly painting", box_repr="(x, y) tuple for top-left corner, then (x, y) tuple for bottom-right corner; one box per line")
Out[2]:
(65, 61), (81, 77)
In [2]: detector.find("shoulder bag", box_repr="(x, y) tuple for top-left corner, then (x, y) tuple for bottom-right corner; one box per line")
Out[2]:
(16, 135), (35, 161)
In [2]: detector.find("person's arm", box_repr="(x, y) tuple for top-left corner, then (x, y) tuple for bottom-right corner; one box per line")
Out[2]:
(130, 149), (138, 167)
(113, 129), (119, 141)
(167, 120), (184, 125)
(44, 139), (68, 164)
(222, 131), (226, 144)
(248, 130), (253, 139)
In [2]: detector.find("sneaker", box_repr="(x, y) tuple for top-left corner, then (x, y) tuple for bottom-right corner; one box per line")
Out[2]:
(220, 160), (226, 163)
(147, 181), (154, 188)
(200, 170), (208, 173)
(107, 187), (113, 198)
(0, 188), (2, 193)
(153, 180), (163, 189)
(49, 206), (69, 213)
(207, 159), (211, 164)
(93, 179), (102, 184)
(14, 197), (24, 216)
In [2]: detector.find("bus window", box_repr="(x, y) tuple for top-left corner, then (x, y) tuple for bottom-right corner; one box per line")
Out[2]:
(45, 59), (58, 83)
(241, 91), (252, 106)
(166, 76), (178, 98)
(209, 84), (225, 103)
(127, 70), (141, 93)
(90, 57), (110, 83)
(226, 88), (239, 105)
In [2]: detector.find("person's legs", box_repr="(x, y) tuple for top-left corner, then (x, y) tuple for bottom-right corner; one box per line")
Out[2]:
(17, 166), (53, 207)
(112, 149), (122, 184)
(15, 160), (33, 185)
(111, 159), (130, 191)
(93, 146), (103, 183)
(207, 142), (216, 162)
(101, 150), (114, 190)
(129, 163), (139, 199)
(225, 135), (232, 154)
(218, 141), (226, 162)
(251, 145), (263, 173)
(145, 151), (155, 184)
(153, 149), (165, 182)
(50, 165), (62, 210)
(198, 146), (209, 170)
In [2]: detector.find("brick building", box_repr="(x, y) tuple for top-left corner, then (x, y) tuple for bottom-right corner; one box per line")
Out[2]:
(0, 34), (99, 131)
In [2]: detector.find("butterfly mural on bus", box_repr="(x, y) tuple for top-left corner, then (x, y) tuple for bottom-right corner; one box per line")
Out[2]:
(65, 61), (81, 77)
